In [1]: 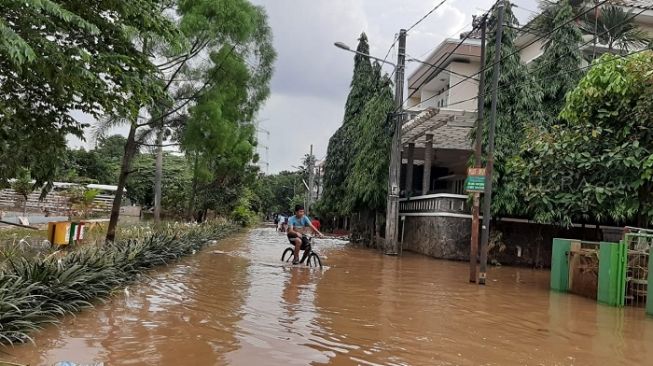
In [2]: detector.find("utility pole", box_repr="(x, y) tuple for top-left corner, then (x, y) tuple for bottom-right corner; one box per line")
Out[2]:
(154, 127), (164, 223)
(469, 15), (487, 283)
(307, 144), (315, 215)
(385, 28), (407, 255)
(479, 0), (505, 285)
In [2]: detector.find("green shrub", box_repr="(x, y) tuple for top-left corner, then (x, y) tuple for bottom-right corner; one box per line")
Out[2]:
(0, 221), (237, 345)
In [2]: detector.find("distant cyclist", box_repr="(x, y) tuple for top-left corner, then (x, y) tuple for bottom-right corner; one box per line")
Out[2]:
(287, 205), (323, 264)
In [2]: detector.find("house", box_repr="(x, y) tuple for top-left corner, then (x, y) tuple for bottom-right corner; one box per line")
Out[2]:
(397, 1), (653, 266)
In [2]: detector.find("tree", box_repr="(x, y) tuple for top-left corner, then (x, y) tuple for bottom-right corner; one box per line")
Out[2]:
(515, 51), (653, 226)
(125, 152), (192, 216)
(0, 0), (178, 187)
(103, 0), (275, 241)
(11, 169), (33, 216)
(66, 187), (101, 219)
(180, 45), (262, 220)
(582, 5), (650, 53)
(532, 0), (585, 125)
(342, 64), (394, 245)
(472, 1), (543, 217)
(321, 33), (375, 216)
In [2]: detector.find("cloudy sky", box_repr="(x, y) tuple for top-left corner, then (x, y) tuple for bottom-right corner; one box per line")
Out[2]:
(249, 0), (537, 173)
(69, 0), (538, 173)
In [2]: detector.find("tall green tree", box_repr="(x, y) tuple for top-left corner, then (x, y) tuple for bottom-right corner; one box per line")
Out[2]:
(532, 0), (584, 125)
(0, 0), (178, 187)
(180, 43), (269, 220)
(344, 64), (394, 245)
(473, 1), (543, 217)
(515, 51), (653, 226)
(321, 33), (375, 216)
(102, 0), (275, 240)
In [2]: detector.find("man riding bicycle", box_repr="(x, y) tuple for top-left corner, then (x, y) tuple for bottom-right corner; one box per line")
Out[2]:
(287, 204), (323, 265)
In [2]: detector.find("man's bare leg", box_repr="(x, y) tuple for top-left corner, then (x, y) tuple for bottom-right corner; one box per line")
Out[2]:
(293, 237), (302, 262)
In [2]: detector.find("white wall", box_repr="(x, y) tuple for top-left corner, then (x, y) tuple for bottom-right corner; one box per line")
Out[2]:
(446, 61), (480, 111)
(520, 39), (544, 64)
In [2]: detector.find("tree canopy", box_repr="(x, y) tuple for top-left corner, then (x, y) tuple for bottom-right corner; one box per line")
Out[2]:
(514, 51), (653, 226)
(473, 1), (543, 217)
(344, 63), (394, 213)
(0, 0), (178, 186)
(320, 33), (376, 216)
(532, 0), (584, 125)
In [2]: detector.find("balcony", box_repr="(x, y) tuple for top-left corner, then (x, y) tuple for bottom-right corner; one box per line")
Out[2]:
(399, 193), (469, 216)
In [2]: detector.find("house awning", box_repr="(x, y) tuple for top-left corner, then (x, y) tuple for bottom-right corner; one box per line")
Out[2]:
(401, 107), (477, 151)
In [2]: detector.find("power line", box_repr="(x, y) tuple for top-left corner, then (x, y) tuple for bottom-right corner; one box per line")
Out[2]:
(408, 0), (610, 108)
(402, 10), (489, 109)
(415, 21), (474, 61)
(445, 47), (651, 110)
(406, 0), (451, 33)
(369, 0), (451, 90)
(412, 0), (620, 110)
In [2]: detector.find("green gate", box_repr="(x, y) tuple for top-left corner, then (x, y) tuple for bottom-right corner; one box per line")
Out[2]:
(551, 238), (627, 307)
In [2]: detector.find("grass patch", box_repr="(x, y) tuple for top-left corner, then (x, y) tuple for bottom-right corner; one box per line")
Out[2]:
(0, 220), (238, 346)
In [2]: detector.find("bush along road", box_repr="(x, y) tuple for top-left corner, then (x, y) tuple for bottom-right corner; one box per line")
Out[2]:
(0, 221), (239, 345)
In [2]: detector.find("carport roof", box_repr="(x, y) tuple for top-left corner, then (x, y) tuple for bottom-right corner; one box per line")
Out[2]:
(401, 108), (477, 151)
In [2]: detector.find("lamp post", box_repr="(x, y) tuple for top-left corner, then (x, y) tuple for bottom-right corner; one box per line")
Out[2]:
(334, 29), (407, 255)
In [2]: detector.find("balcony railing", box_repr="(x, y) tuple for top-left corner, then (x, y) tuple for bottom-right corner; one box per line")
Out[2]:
(399, 193), (468, 215)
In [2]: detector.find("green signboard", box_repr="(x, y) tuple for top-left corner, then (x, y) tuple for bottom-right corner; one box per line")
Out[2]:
(465, 168), (486, 193)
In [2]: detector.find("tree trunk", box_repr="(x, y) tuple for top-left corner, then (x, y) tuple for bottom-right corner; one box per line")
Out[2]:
(106, 124), (139, 243)
(22, 198), (27, 217)
(186, 152), (199, 221)
(153, 127), (164, 223)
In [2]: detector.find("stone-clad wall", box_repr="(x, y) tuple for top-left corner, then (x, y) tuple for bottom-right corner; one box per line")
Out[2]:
(401, 215), (603, 267)
(401, 216), (471, 260)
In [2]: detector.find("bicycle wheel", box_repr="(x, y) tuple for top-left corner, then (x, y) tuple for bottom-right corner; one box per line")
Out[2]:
(281, 247), (294, 262)
(307, 253), (322, 268)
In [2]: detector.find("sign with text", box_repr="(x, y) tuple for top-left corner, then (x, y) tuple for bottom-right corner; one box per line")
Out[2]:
(465, 168), (486, 193)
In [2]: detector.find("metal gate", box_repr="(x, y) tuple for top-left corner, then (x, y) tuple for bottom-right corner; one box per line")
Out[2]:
(622, 227), (652, 309)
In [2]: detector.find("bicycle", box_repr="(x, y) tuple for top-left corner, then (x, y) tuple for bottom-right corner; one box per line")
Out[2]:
(281, 235), (323, 268)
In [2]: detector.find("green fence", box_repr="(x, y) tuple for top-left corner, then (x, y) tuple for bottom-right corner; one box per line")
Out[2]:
(551, 232), (653, 314)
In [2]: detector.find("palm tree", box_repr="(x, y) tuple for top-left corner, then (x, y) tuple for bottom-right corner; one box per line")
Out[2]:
(582, 4), (650, 53)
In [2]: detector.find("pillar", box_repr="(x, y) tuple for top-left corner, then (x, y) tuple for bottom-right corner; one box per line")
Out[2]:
(405, 143), (415, 198)
(422, 134), (433, 195)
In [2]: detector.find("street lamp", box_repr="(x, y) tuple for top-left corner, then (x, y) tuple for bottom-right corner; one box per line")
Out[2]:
(333, 42), (397, 68)
(334, 30), (407, 255)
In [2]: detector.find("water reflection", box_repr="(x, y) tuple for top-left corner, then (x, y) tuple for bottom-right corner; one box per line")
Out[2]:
(4, 228), (653, 366)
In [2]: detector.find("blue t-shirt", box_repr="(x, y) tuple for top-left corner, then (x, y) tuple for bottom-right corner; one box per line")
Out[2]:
(288, 215), (311, 229)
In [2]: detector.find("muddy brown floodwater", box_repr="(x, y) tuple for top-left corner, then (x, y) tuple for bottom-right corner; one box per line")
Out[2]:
(4, 227), (653, 365)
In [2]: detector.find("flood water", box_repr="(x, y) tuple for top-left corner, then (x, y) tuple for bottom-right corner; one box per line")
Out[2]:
(4, 227), (653, 365)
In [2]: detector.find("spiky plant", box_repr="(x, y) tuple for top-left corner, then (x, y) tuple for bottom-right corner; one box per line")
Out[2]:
(0, 221), (237, 345)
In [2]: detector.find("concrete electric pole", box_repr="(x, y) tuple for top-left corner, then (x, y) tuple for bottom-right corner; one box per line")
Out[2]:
(479, 0), (505, 285)
(384, 29), (407, 255)
(469, 14), (487, 283)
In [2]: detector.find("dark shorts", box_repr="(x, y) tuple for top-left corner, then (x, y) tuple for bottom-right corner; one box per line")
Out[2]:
(287, 233), (310, 250)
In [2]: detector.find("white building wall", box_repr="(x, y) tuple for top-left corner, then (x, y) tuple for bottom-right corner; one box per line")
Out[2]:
(447, 61), (480, 111)
(520, 38), (544, 64)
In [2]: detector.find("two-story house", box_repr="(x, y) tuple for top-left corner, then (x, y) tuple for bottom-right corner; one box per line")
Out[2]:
(397, 0), (653, 265)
